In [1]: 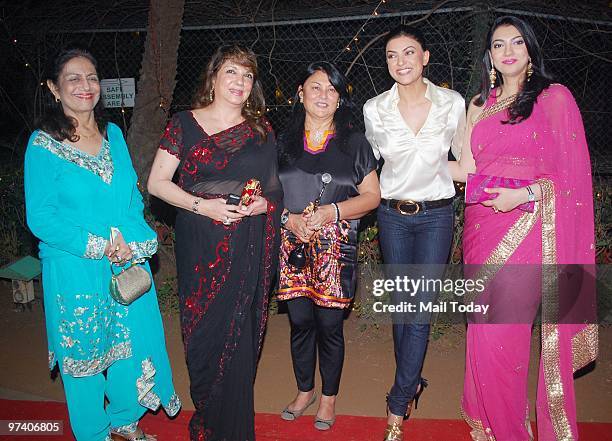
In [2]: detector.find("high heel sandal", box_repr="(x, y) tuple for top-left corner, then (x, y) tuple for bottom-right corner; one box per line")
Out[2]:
(383, 421), (403, 441)
(412, 378), (428, 411)
(382, 377), (429, 440)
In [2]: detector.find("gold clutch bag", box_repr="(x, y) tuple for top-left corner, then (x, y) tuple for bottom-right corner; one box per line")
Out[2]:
(109, 263), (152, 306)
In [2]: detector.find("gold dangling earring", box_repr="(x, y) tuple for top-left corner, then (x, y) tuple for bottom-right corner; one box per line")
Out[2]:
(209, 87), (214, 102)
(245, 100), (250, 109)
(526, 60), (533, 82)
(489, 66), (497, 89)
(336, 100), (340, 109)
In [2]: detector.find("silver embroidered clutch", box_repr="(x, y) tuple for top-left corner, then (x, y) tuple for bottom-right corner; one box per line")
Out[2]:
(109, 263), (151, 305)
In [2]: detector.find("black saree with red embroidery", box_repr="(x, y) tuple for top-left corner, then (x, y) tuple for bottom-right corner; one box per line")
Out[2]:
(159, 111), (282, 441)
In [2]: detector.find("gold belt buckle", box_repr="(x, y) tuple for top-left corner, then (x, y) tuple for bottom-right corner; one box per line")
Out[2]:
(397, 199), (420, 215)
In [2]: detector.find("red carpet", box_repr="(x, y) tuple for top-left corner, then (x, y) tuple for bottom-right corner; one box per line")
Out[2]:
(1, 399), (611, 441)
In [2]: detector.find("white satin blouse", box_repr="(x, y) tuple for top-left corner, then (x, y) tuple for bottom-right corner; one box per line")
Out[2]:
(363, 78), (466, 201)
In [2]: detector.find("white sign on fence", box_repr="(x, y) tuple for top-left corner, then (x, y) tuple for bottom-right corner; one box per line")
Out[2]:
(100, 78), (136, 108)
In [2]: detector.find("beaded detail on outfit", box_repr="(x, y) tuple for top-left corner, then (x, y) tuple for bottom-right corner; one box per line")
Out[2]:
(136, 358), (182, 416)
(127, 239), (158, 263)
(32, 131), (114, 184)
(85, 233), (108, 259)
(304, 130), (334, 154)
(56, 289), (132, 377)
(474, 94), (517, 124)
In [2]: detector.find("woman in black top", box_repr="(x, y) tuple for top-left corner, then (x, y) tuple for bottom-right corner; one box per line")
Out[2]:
(276, 62), (380, 430)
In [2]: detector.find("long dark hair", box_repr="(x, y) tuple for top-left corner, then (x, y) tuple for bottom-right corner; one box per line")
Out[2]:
(278, 61), (355, 166)
(475, 15), (553, 124)
(383, 24), (428, 51)
(192, 44), (267, 138)
(37, 46), (108, 141)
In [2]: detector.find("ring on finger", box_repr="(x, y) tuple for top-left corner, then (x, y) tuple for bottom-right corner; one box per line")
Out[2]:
(493, 207), (499, 213)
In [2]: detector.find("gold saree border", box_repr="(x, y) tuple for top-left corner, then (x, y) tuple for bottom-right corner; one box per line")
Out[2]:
(473, 94), (517, 125)
(571, 324), (598, 372)
(460, 405), (496, 441)
(539, 178), (573, 441)
(464, 204), (539, 305)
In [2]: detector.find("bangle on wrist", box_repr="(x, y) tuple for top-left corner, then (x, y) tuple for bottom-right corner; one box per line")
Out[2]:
(331, 202), (340, 222)
(192, 197), (202, 213)
(526, 186), (535, 203)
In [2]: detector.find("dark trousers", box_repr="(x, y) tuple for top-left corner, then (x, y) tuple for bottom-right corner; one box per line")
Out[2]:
(287, 297), (345, 396)
(377, 203), (453, 416)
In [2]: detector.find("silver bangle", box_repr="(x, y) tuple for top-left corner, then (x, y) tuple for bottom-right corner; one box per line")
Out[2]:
(331, 202), (340, 222)
(192, 197), (202, 213)
(526, 186), (535, 202)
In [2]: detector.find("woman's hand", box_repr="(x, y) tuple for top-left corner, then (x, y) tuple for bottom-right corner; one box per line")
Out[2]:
(286, 213), (315, 243)
(481, 187), (527, 213)
(305, 205), (336, 230)
(198, 198), (246, 224)
(239, 195), (268, 216)
(106, 231), (133, 265)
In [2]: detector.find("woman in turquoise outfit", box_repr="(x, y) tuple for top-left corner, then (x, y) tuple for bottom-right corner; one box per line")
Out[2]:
(24, 47), (180, 441)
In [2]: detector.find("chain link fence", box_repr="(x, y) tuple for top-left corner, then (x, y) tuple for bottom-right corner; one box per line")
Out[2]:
(6, 6), (612, 174)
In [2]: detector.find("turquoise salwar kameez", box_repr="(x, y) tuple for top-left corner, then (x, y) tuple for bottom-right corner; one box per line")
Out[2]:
(24, 122), (180, 441)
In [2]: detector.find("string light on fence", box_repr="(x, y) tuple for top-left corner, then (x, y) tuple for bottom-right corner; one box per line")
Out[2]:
(336, 0), (386, 59)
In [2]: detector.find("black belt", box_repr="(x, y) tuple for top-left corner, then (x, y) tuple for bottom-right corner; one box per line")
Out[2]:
(381, 197), (453, 215)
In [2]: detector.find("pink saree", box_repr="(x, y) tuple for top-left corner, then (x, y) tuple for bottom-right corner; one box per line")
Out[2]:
(461, 84), (598, 441)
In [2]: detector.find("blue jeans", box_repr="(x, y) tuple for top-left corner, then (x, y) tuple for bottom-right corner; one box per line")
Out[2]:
(377, 202), (453, 416)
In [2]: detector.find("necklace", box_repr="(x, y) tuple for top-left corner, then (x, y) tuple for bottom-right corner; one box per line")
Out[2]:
(309, 128), (326, 145)
(304, 130), (334, 154)
(305, 123), (333, 145)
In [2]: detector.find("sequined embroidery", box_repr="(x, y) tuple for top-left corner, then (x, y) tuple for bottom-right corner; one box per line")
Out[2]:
(84, 233), (107, 259)
(257, 205), (277, 355)
(137, 358), (161, 410)
(539, 179), (575, 441)
(461, 405), (496, 441)
(56, 291), (131, 377)
(571, 324), (598, 372)
(112, 422), (138, 435)
(474, 94), (517, 124)
(128, 238), (158, 263)
(182, 231), (234, 343)
(63, 341), (132, 377)
(134, 358), (182, 416)
(165, 393), (182, 417)
(33, 131), (114, 184)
